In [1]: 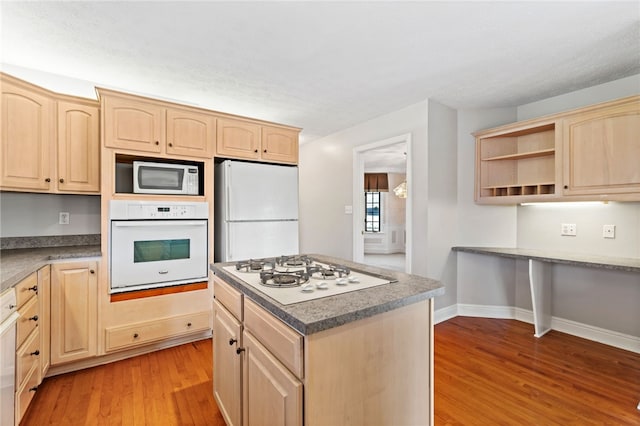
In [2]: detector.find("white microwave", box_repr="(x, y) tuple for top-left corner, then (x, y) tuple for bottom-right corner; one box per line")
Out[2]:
(133, 161), (199, 195)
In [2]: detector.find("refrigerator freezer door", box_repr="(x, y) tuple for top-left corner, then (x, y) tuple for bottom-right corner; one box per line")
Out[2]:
(225, 221), (299, 261)
(225, 161), (298, 221)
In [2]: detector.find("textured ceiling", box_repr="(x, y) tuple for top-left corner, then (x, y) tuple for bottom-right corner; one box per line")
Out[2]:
(1, 1), (639, 143)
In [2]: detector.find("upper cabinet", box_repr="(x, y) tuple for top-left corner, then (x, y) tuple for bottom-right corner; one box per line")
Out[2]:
(216, 117), (299, 164)
(562, 99), (640, 196)
(0, 73), (100, 194)
(0, 76), (53, 191)
(100, 90), (216, 159)
(474, 95), (640, 204)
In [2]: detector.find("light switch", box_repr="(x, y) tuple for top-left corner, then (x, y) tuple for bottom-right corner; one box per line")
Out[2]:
(344, 205), (353, 215)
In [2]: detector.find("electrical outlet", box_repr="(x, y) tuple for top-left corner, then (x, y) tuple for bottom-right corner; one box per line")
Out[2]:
(561, 223), (576, 236)
(59, 212), (70, 225)
(603, 224), (616, 239)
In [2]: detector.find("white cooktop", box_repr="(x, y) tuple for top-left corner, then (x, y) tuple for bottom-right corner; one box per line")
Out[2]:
(223, 263), (393, 305)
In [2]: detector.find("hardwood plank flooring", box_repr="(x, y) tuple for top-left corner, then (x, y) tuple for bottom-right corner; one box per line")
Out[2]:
(21, 318), (640, 425)
(435, 317), (640, 425)
(21, 339), (225, 426)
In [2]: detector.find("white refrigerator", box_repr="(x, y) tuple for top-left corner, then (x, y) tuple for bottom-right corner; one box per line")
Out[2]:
(214, 160), (299, 262)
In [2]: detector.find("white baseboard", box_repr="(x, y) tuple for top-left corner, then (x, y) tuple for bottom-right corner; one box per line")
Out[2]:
(435, 304), (639, 354)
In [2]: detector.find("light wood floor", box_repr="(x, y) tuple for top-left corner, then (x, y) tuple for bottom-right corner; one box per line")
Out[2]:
(21, 318), (640, 425)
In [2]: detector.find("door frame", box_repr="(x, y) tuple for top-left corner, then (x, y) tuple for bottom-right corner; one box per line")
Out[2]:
(352, 133), (412, 273)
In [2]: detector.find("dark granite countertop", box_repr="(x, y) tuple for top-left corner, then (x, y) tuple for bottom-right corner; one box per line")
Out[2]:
(211, 254), (444, 336)
(452, 246), (640, 273)
(1, 245), (102, 293)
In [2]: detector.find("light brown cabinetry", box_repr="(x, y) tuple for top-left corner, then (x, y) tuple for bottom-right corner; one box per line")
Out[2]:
(216, 117), (299, 164)
(213, 277), (303, 426)
(101, 89), (215, 158)
(14, 269), (46, 424)
(562, 98), (640, 196)
(0, 73), (100, 194)
(474, 95), (640, 204)
(0, 76), (53, 191)
(51, 261), (98, 365)
(38, 265), (51, 381)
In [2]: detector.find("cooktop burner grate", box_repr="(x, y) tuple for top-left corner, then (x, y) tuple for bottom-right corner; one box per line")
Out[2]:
(259, 269), (310, 288)
(307, 264), (351, 280)
(236, 259), (276, 273)
(276, 255), (313, 268)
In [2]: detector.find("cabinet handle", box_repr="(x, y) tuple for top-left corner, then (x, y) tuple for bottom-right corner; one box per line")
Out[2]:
(187, 322), (192, 327)
(564, 185), (568, 189)
(263, 149), (267, 153)
(30, 350), (40, 356)
(8, 304), (16, 310)
(236, 347), (245, 355)
(90, 269), (95, 274)
(29, 386), (38, 392)
(254, 149), (258, 153)
(28, 285), (38, 293)
(133, 333), (139, 339)
(45, 178), (51, 183)
(29, 315), (39, 322)
(229, 338), (237, 346)
(59, 178), (65, 183)
(169, 143), (173, 147)
(155, 141), (160, 145)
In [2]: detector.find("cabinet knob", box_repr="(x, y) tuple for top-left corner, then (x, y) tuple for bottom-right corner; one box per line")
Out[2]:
(45, 178), (51, 183)
(155, 141), (160, 145)
(133, 333), (139, 339)
(28, 285), (38, 293)
(187, 322), (192, 327)
(29, 386), (38, 392)
(169, 143), (173, 147)
(229, 338), (237, 346)
(29, 315), (39, 322)
(8, 304), (16, 310)
(236, 347), (245, 355)
(90, 269), (95, 274)
(30, 350), (40, 356)
(564, 185), (568, 189)
(263, 149), (267, 153)
(59, 178), (65, 183)
(254, 149), (258, 153)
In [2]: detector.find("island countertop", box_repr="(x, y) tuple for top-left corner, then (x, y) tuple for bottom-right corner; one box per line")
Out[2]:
(210, 253), (444, 335)
(0, 245), (102, 293)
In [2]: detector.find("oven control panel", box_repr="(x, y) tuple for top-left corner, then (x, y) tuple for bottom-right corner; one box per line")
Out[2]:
(110, 200), (209, 220)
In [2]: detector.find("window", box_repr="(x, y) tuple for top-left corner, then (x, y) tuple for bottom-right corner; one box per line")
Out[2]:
(365, 191), (381, 232)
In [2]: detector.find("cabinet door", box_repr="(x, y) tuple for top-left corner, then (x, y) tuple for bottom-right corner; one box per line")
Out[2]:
(213, 300), (243, 426)
(38, 265), (51, 381)
(260, 126), (299, 164)
(563, 100), (640, 195)
(0, 79), (53, 190)
(216, 117), (260, 160)
(103, 95), (164, 153)
(57, 101), (100, 192)
(51, 261), (98, 364)
(167, 108), (216, 158)
(243, 330), (302, 426)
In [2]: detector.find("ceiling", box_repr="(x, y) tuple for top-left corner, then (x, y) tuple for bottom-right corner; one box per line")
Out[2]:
(1, 2), (639, 143)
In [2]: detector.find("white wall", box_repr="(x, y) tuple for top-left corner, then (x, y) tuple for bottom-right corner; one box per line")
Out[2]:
(0, 192), (101, 237)
(299, 101), (428, 263)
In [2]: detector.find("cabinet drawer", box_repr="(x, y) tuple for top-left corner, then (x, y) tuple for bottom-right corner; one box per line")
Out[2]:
(17, 296), (39, 348)
(16, 327), (40, 387)
(244, 298), (303, 379)
(213, 276), (243, 320)
(15, 272), (38, 308)
(105, 311), (211, 352)
(15, 362), (39, 424)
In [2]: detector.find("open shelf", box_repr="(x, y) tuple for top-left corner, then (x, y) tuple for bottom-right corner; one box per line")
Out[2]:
(483, 148), (555, 162)
(481, 183), (555, 197)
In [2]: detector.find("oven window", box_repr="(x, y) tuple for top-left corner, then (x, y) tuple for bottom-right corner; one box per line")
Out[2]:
(133, 239), (190, 263)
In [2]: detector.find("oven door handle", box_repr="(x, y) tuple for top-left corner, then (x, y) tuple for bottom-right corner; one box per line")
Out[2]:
(112, 221), (206, 227)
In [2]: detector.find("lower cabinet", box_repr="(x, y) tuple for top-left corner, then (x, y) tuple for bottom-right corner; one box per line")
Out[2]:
(213, 278), (303, 426)
(242, 330), (302, 426)
(51, 261), (98, 365)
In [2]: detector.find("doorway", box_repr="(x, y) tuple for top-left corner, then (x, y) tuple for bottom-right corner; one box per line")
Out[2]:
(352, 134), (412, 273)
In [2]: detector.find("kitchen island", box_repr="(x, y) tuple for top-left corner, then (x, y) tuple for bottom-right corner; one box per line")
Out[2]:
(211, 254), (444, 426)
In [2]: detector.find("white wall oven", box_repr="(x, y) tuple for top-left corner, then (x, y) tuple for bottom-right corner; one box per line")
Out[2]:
(109, 201), (209, 293)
